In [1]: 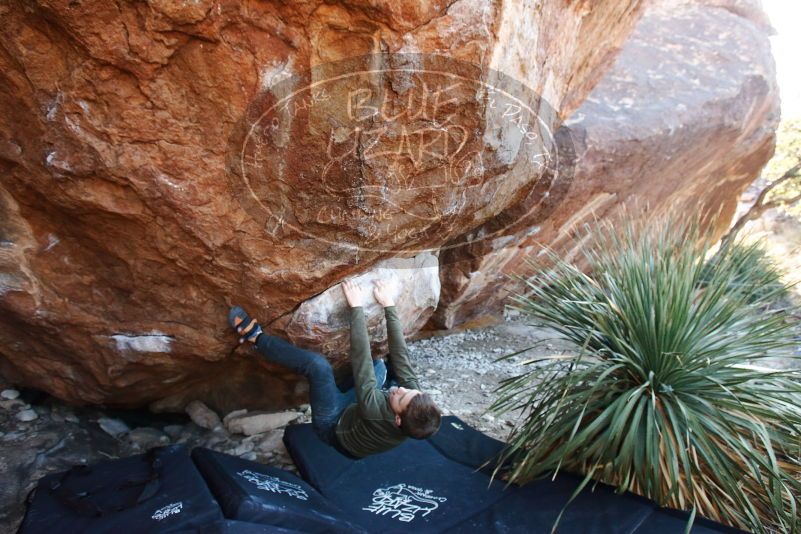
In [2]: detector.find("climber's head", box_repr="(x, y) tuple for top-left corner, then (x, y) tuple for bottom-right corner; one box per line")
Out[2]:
(389, 386), (441, 439)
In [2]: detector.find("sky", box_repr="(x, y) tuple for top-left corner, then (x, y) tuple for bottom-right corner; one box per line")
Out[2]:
(762, 0), (801, 119)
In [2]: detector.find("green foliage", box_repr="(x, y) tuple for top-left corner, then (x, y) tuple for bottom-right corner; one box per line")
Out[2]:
(700, 240), (790, 307)
(491, 216), (801, 533)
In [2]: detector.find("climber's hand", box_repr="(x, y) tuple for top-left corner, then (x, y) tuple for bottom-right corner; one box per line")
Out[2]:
(373, 278), (396, 307)
(341, 279), (366, 308)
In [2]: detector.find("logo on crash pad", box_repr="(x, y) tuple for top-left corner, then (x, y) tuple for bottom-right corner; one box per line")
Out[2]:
(237, 469), (309, 501)
(363, 483), (447, 522)
(152, 501), (182, 521)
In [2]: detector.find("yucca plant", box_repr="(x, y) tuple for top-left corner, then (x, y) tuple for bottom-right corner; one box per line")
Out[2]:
(700, 239), (791, 307)
(490, 215), (801, 533)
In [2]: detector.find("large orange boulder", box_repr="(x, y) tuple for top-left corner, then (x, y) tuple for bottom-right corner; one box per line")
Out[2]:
(1, 0), (648, 412)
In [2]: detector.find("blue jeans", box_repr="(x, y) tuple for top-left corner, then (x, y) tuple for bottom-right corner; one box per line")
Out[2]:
(253, 333), (387, 447)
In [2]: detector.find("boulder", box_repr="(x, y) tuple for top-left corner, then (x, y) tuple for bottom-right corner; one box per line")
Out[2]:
(428, 0), (780, 329)
(0, 0), (647, 411)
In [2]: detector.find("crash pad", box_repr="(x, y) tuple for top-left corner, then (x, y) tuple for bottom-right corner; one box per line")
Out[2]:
(191, 447), (364, 533)
(283, 416), (745, 533)
(19, 444), (223, 534)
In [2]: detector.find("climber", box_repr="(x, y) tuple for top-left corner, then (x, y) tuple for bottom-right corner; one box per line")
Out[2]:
(227, 278), (442, 459)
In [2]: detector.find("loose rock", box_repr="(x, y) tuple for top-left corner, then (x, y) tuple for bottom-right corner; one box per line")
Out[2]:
(226, 411), (299, 436)
(16, 409), (38, 422)
(127, 427), (170, 449)
(254, 430), (284, 453)
(98, 417), (130, 438)
(222, 409), (248, 426)
(163, 425), (184, 440)
(1, 389), (20, 400)
(229, 441), (255, 456)
(0, 399), (25, 411)
(64, 413), (80, 424)
(185, 401), (223, 430)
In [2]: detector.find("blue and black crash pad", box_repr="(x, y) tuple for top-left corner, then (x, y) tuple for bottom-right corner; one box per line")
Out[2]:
(283, 415), (745, 534)
(191, 447), (364, 533)
(19, 444), (223, 534)
(171, 519), (306, 533)
(284, 421), (509, 533)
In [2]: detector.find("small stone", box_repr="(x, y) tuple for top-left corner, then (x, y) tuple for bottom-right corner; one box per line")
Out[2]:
(64, 413), (80, 424)
(0, 399), (25, 411)
(223, 408), (248, 426)
(128, 427), (170, 449)
(49, 405), (72, 423)
(481, 414), (495, 423)
(98, 416), (130, 437)
(226, 411), (299, 436)
(186, 400), (223, 430)
(205, 434), (228, 448)
(2, 431), (21, 441)
(163, 424), (184, 439)
(230, 440), (255, 456)
(255, 430), (283, 453)
(273, 440), (288, 457)
(16, 409), (38, 422)
(1, 389), (20, 400)
(241, 451), (258, 462)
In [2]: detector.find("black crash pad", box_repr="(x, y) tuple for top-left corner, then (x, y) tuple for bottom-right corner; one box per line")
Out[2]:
(172, 519), (306, 533)
(19, 444), (223, 534)
(284, 421), (510, 533)
(283, 416), (745, 533)
(191, 447), (363, 533)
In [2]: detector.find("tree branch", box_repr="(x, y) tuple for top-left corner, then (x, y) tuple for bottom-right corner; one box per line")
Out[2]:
(718, 159), (801, 250)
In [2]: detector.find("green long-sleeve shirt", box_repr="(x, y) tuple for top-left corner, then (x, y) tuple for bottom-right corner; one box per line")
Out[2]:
(335, 305), (420, 458)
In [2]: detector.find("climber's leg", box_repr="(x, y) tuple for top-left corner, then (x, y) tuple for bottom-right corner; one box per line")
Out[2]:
(229, 306), (341, 444)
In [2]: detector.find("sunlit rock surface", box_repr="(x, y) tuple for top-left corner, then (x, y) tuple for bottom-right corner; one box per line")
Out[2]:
(429, 0), (780, 330)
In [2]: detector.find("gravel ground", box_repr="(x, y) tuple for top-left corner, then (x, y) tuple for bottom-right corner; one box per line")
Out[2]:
(407, 308), (574, 441)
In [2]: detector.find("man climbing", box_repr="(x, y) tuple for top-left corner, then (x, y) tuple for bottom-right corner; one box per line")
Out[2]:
(228, 277), (441, 459)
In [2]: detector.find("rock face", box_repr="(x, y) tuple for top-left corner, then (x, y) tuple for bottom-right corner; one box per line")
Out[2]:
(0, 0), (647, 411)
(428, 0), (781, 330)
